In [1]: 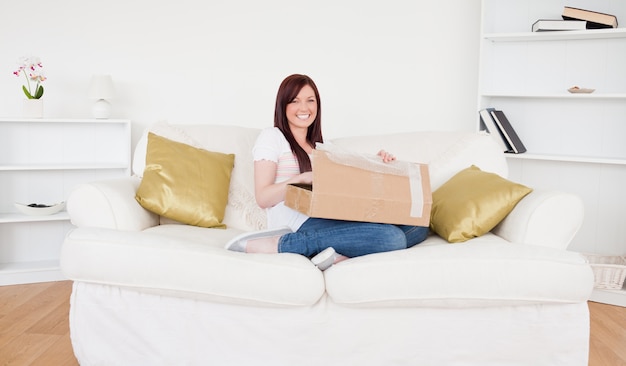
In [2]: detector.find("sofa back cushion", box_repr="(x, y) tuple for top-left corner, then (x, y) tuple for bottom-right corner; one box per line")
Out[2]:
(133, 123), (265, 231)
(134, 125), (507, 231)
(330, 131), (508, 191)
(135, 132), (235, 228)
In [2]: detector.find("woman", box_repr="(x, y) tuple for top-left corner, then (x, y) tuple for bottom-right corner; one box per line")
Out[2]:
(226, 74), (429, 270)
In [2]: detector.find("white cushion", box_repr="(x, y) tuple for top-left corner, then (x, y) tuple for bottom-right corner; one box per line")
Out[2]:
(133, 122), (266, 231)
(61, 226), (325, 307)
(331, 131), (508, 190)
(133, 126), (505, 230)
(324, 234), (594, 307)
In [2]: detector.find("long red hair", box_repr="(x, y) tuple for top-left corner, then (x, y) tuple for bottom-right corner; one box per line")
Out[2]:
(274, 74), (323, 173)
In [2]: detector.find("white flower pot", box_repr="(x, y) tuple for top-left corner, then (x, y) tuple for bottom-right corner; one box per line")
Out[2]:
(22, 99), (43, 118)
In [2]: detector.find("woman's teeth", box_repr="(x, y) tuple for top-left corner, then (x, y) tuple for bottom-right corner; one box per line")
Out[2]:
(297, 114), (310, 120)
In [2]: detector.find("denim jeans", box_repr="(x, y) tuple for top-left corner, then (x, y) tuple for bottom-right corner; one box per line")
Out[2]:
(277, 218), (429, 258)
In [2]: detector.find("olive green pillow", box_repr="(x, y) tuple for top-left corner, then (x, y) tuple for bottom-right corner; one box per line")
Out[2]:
(135, 133), (235, 228)
(430, 165), (532, 243)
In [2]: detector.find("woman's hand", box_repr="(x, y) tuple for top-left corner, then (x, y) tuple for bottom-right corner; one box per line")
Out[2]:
(254, 160), (313, 209)
(377, 150), (396, 163)
(294, 171), (313, 184)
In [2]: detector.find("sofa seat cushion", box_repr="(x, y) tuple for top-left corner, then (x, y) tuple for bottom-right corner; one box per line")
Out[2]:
(324, 234), (594, 308)
(61, 226), (325, 307)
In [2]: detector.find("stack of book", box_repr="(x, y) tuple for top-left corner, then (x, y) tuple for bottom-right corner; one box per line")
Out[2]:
(532, 6), (618, 32)
(478, 108), (526, 154)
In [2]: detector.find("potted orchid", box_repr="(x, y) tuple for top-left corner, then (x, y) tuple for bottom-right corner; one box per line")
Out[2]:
(13, 56), (46, 99)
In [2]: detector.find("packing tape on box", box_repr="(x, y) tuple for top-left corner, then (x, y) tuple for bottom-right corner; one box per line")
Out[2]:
(316, 143), (425, 217)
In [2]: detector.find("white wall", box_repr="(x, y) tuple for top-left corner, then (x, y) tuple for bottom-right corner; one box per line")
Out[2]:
(0, 0), (481, 149)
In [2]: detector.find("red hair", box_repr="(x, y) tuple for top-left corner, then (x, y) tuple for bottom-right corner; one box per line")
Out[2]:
(274, 74), (323, 172)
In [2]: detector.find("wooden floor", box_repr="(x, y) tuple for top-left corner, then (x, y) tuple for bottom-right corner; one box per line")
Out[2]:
(0, 281), (78, 365)
(0, 281), (625, 365)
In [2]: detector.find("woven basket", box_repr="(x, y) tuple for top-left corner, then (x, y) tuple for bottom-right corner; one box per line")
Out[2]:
(583, 254), (626, 290)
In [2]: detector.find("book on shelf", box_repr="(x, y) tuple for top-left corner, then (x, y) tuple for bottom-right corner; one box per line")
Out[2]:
(562, 6), (618, 29)
(479, 108), (511, 152)
(489, 110), (526, 154)
(532, 19), (587, 32)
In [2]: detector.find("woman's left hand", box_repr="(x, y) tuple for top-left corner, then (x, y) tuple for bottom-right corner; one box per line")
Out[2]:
(377, 149), (396, 163)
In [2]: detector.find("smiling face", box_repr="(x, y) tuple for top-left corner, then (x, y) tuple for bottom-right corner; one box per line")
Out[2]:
(285, 85), (318, 131)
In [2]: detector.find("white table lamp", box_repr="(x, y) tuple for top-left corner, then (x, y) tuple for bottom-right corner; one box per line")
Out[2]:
(88, 74), (115, 119)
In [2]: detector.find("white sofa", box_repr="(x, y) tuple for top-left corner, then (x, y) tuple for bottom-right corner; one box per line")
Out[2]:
(61, 123), (595, 366)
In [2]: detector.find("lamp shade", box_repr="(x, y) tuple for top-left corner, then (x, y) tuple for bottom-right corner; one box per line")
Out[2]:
(88, 74), (115, 99)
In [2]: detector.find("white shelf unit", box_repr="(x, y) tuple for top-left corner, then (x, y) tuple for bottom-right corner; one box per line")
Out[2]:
(479, 0), (626, 307)
(0, 118), (131, 285)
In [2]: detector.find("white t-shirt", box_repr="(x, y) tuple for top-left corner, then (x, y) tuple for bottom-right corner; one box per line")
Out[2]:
(252, 127), (309, 231)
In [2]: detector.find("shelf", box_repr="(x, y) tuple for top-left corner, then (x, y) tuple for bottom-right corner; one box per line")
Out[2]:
(484, 28), (626, 42)
(481, 0), (626, 309)
(0, 163), (129, 171)
(0, 211), (69, 223)
(0, 118), (130, 124)
(504, 153), (626, 165)
(0, 260), (66, 286)
(481, 93), (626, 99)
(0, 118), (131, 285)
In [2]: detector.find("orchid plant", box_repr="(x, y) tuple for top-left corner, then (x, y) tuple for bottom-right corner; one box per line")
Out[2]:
(13, 56), (46, 99)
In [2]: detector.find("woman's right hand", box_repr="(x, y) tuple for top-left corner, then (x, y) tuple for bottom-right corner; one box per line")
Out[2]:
(292, 171), (313, 185)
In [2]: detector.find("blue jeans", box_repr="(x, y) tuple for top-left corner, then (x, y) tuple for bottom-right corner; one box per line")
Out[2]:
(277, 218), (429, 258)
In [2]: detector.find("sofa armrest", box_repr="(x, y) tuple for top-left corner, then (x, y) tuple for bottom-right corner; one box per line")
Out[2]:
(492, 190), (584, 250)
(67, 177), (159, 231)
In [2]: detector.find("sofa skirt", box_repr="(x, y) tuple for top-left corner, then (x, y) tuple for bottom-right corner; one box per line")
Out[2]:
(68, 281), (590, 366)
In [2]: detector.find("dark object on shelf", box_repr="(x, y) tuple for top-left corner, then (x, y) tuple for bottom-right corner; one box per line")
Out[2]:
(562, 6), (618, 29)
(489, 110), (527, 154)
(14, 202), (66, 216)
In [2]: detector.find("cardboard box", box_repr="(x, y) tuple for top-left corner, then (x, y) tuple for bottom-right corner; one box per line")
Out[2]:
(285, 146), (432, 226)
